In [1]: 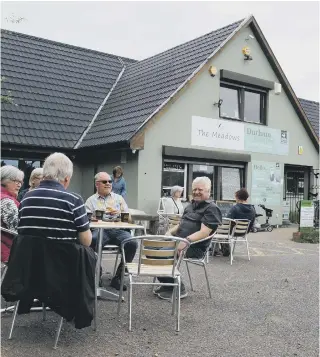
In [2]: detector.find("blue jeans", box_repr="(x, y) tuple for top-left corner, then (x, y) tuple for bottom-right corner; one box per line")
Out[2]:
(91, 229), (137, 276)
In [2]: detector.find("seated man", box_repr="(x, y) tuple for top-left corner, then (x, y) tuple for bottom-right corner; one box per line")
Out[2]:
(85, 172), (137, 291)
(18, 152), (92, 247)
(156, 176), (222, 300)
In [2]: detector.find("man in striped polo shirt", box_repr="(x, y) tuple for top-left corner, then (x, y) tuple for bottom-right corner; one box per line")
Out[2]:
(18, 153), (92, 247)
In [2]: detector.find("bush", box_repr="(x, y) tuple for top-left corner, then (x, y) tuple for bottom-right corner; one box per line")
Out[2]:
(292, 228), (319, 244)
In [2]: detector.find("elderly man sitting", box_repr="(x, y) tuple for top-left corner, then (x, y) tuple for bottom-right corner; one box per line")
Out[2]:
(85, 172), (137, 291)
(156, 176), (222, 300)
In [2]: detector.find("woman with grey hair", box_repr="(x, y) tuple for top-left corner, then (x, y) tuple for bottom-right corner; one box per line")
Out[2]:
(162, 185), (184, 215)
(18, 167), (43, 202)
(1, 165), (24, 262)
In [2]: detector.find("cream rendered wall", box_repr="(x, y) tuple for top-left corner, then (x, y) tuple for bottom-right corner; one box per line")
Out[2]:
(137, 25), (319, 224)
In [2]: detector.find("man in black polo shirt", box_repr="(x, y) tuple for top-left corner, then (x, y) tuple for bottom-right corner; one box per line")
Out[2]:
(156, 176), (222, 300)
(18, 152), (92, 247)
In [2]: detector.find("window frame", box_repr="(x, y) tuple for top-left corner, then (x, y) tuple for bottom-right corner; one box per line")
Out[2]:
(219, 81), (267, 125)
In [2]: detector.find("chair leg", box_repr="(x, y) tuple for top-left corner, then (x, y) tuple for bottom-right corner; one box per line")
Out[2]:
(8, 300), (20, 339)
(232, 239), (237, 255)
(128, 275), (133, 332)
(176, 276), (181, 332)
(53, 317), (64, 349)
(171, 284), (176, 316)
(203, 263), (212, 298)
(93, 277), (98, 331)
(117, 264), (126, 315)
(1, 265), (8, 284)
(113, 251), (119, 277)
(42, 302), (46, 321)
(246, 238), (250, 261)
(230, 240), (233, 265)
(185, 261), (193, 291)
(152, 277), (156, 293)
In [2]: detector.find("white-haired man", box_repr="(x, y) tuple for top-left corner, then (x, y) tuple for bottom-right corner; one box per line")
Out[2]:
(18, 153), (92, 247)
(85, 172), (137, 291)
(156, 176), (222, 300)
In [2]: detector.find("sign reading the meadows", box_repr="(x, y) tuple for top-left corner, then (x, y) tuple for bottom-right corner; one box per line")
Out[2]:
(191, 116), (289, 155)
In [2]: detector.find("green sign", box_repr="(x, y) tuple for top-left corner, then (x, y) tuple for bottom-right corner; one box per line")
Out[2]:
(244, 124), (289, 155)
(300, 200), (314, 227)
(251, 161), (282, 205)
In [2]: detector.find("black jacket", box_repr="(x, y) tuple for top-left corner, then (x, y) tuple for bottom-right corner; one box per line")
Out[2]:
(1, 235), (97, 329)
(227, 203), (255, 231)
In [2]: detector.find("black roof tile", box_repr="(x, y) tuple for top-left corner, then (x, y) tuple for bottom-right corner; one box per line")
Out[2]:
(80, 20), (243, 147)
(299, 98), (319, 138)
(1, 29), (137, 148)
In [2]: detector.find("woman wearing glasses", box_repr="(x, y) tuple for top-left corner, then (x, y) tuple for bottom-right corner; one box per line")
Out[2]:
(1, 165), (24, 262)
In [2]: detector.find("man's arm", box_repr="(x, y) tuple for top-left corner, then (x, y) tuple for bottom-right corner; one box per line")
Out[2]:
(186, 223), (213, 243)
(85, 196), (95, 213)
(165, 223), (179, 236)
(78, 230), (92, 247)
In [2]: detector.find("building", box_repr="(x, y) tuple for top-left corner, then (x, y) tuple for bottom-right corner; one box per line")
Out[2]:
(1, 16), (319, 224)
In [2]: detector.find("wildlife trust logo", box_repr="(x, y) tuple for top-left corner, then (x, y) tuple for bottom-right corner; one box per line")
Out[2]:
(281, 130), (288, 144)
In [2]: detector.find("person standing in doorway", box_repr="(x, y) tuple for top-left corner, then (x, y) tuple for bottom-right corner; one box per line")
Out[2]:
(112, 166), (127, 199)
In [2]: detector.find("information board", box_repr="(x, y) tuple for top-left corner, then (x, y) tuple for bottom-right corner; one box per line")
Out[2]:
(300, 200), (314, 228)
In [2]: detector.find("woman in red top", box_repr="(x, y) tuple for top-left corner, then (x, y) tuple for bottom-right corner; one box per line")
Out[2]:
(1, 165), (24, 262)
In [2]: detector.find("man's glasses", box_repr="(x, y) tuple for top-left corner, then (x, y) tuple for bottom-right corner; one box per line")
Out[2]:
(97, 180), (112, 184)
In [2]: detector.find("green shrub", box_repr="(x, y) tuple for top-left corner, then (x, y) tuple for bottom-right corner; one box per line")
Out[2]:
(293, 228), (319, 244)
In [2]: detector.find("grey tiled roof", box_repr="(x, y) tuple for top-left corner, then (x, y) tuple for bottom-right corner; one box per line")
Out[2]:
(299, 98), (319, 138)
(80, 20), (243, 148)
(1, 29), (136, 148)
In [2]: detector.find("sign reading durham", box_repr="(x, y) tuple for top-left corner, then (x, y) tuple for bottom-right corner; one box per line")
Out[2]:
(191, 116), (289, 155)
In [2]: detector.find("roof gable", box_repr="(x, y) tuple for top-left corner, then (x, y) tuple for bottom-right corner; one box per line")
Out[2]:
(79, 19), (244, 148)
(1, 29), (136, 148)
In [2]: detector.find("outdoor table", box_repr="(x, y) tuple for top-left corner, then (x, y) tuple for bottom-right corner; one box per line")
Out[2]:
(90, 221), (146, 301)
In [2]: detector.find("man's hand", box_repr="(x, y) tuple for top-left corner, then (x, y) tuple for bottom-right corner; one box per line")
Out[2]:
(177, 241), (188, 253)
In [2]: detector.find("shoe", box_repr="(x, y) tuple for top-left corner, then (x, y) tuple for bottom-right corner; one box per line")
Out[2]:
(157, 285), (188, 300)
(153, 286), (171, 295)
(221, 244), (231, 257)
(110, 276), (127, 291)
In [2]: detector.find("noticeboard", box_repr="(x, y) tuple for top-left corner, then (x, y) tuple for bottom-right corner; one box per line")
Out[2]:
(300, 200), (314, 228)
(215, 201), (234, 218)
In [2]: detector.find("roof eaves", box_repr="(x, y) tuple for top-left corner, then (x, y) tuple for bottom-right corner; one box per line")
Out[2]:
(128, 15), (252, 141)
(74, 59), (127, 149)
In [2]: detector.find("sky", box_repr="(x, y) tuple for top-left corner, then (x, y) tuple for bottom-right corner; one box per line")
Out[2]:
(1, 1), (319, 101)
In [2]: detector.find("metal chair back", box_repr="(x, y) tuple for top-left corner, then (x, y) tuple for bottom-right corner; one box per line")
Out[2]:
(233, 219), (250, 237)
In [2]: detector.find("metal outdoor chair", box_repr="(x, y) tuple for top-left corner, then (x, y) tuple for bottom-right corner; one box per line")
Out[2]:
(183, 235), (214, 298)
(157, 198), (182, 234)
(210, 218), (250, 265)
(4, 237), (97, 350)
(117, 235), (190, 332)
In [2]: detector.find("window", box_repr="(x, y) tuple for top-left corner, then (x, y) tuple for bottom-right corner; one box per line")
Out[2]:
(162, 162), (186, 198)
(220, 82), (267, 124)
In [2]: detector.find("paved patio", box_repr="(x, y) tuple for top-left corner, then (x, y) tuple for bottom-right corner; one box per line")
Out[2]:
(1, 228), (319, 357)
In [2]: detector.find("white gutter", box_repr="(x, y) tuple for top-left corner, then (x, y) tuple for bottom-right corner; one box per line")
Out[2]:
(130, 15), (253, 140)
(74, 59), (126, 149)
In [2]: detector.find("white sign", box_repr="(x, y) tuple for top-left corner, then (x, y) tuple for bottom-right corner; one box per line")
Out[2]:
(191, 116), (244, 150)
(191, 116), (289, 155)
(300, 201), (314, 228)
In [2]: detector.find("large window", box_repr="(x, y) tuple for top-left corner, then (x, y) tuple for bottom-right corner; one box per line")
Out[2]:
(162, 162), (187, 198)
(220, 82), (267, 124)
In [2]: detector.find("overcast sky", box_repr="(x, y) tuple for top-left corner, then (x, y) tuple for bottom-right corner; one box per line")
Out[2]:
(1, 1), (319, 101)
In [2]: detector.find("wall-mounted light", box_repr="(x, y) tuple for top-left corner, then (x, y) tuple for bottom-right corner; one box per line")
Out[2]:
(245, 34), (255, 42)
(242, 46), (253, 61)
(208, 65), (217, 77)
(214, 99), (223, 108)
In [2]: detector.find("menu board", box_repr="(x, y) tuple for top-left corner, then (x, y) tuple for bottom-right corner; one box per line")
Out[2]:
(215, 201), (234, 218)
